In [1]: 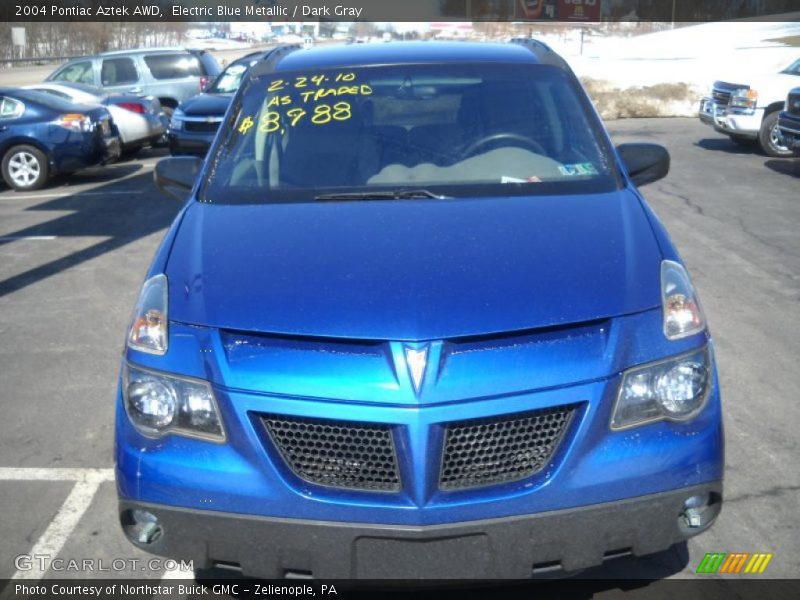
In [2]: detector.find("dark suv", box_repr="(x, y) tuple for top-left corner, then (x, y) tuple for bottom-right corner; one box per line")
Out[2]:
(168, 51), (271, 156)
(46, 48), (220, 118)
(778, 87), (800, 156)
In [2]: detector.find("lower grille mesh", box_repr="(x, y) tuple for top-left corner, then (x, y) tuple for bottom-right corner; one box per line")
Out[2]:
(439, 406), (576, 490)
(262, 415), (400, 491)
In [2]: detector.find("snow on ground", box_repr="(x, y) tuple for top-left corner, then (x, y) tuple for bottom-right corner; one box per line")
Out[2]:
(183, 34), (254, 51)
(534, 22), (800, 117)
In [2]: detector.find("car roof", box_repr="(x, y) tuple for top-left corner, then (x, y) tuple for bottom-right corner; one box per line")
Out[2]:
(265, 41), (550, 74)
(97, 46), (191, 57)
(231, 51), (272, 66)
(61, 47), (207, 61)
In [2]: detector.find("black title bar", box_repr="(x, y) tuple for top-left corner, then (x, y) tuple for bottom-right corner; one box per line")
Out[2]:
(2, 0), (800, 22)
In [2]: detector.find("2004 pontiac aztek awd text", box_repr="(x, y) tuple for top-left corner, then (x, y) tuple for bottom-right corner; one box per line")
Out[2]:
(116, 41), (723, 579)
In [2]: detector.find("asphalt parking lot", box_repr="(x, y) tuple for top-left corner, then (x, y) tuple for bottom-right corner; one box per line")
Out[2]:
(0, 118), (798, 591)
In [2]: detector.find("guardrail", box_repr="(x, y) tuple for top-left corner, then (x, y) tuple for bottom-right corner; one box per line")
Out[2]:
(0, 55), (77, 67)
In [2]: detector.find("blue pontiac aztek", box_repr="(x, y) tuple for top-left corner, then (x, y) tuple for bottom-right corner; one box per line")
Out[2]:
(116, 41), (723, 579)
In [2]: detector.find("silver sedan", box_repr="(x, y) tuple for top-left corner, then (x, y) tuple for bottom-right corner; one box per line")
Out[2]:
(23, 82), (168, 154)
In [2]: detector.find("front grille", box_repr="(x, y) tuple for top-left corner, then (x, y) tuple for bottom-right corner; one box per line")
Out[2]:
(711, 88), (731, 106)
(439, 405), (576, 490)
(185, 120), (220, 133)
(262, 415), (401, 491)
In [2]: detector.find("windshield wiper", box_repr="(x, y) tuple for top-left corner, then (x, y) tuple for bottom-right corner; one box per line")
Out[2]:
(314, 189), (450, 202)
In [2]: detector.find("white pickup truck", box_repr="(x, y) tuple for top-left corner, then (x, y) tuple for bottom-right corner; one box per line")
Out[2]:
(699, 57), (800, 157)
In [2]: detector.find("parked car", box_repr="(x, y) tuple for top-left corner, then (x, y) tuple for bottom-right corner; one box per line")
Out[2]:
(117, 41), (722, 579)
(23, 82), (167, 154)
(698, 57), (800, 157)
(0, 88), (120, 191)
(168, 51), (269, 156)
(777, 87), (800, 157)
(45, 48), (221, 120)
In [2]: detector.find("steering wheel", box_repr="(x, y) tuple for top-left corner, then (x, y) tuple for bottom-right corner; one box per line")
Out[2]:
(462, 132), (546, 159)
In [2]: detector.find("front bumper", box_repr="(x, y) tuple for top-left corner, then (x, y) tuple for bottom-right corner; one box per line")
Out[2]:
(698, 97), (763, 137)
(777, 111), (800, 153)
(116, 309), (724, 577)
(119, 482), (721, 578)
(117, 312), (723, 526)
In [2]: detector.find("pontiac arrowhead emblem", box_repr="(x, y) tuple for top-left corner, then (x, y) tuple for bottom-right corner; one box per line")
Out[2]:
(405, 347), (428, 393)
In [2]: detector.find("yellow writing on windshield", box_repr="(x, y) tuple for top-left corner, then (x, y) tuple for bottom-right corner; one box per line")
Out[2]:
(251, 101), (352, 135)
(267, 71), (357, 93)
(300, 85), (372, 103)
(237, 116), (255, 134)
(236, 71), (372, 135)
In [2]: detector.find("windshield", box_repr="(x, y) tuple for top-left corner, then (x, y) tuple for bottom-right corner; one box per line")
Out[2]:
(782, 59), (800, 76)
(201, 63), (620, 203)
(208, 62), (250, 94)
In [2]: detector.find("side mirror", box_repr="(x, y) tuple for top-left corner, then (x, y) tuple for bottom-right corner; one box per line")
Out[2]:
(616, 143), (670, 187)
(154, 156), (203, 201)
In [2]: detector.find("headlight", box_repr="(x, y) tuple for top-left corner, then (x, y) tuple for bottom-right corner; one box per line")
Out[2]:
(661, 260), (705, 340)
(729, 88), (757, 110)
(127, 274), (168, 355)
(611, 347), (711, 430)
(169, 109), (184, 131)
(123, 364), (225, 441)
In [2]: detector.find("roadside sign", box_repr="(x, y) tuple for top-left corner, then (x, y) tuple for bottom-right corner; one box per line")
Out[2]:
(11, 26), (26, 47)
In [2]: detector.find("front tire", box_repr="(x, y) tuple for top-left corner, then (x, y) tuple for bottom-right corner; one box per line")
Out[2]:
(2, 145), (49, 191)
(758, 111), (794, 158)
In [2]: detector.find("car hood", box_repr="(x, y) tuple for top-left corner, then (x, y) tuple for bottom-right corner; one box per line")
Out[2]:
(718, 73), (800, 101)
(166, 190), (663, 341)
(180, 93), (233, 116)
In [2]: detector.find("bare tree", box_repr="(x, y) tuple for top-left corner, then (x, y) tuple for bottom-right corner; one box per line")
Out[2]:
(0, 22), (188, 62)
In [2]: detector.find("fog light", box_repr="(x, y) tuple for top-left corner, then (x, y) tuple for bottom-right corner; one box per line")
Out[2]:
(680, 493), (721, 531)
(123, 509), (163, 545)
(684, 507), (702, 528)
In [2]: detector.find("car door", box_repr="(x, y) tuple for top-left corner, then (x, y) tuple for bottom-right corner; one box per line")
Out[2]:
(100, 56), (143, 95)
